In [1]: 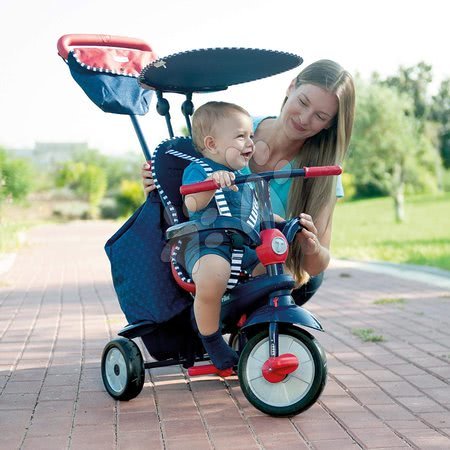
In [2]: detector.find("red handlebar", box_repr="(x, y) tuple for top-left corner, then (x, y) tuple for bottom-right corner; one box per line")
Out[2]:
(57, 34), (153, 60)
(180, 165), (342, 195)
(304, 165), (342, 177)
(180, 179), (220, 196)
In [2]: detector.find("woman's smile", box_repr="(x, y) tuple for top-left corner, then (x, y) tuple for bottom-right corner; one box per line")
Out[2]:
(291, 117), (307, 133)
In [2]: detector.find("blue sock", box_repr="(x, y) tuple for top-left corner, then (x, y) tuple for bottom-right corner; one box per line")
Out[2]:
(200, 330), (239, 370)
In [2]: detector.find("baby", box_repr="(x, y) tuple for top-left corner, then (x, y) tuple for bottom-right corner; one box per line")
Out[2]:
(182, 101), (263, 370)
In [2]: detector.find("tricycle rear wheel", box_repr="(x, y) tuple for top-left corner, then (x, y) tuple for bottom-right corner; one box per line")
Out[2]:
(101, 337), (145, 401)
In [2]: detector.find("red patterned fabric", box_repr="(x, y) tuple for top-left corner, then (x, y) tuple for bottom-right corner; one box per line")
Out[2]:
(73, 47), (157, 77)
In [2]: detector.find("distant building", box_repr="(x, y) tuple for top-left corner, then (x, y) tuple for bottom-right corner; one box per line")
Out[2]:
(9, 142), (89, 169)
(34, 142), (89, 167)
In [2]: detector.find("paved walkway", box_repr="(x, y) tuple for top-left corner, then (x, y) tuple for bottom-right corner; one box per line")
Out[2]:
(1, 221), (449, 450)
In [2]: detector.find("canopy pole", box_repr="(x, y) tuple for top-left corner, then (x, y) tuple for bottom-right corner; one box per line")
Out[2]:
(156, 91), (174, 138)
(130, 115), (151, 161)
(181, 92), (194, 137)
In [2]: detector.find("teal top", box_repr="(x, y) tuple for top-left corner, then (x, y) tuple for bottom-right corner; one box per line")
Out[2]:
(246, 116), (344, 217)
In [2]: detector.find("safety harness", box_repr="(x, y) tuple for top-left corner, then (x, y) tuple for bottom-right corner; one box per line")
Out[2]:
(166, 149), (259, 289)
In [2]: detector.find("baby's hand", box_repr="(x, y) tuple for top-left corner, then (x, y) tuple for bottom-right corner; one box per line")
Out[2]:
(210, 171), (238, 192)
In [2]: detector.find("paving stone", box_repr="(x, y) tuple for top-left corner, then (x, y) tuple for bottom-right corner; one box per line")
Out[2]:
(117, 431), (163, 450)
(348, 387), (396, 405)
(165, 438), (212, 450)
(336, 410), (387, 429)
(396, 396), (446, 413)
(21, 434), (69, 450)
(297, 418), (351, 441)
(351, 426), (413, 448)
(117, 410), (160, 433)
(309, 438), (360, 449)
(409, 434), (450, 449)
(70, 424), (116, 450)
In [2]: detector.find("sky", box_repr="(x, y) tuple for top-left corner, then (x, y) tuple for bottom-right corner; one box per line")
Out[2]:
(0, 0), (448, 158)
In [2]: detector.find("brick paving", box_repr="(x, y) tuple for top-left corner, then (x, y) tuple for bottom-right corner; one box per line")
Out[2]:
(1, 221), (449, 450)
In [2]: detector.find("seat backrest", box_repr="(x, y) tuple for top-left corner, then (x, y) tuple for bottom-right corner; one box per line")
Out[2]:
(151, 136), (200, 227)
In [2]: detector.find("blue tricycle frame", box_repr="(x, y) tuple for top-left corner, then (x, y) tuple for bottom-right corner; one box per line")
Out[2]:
(57, 33), (335, 417)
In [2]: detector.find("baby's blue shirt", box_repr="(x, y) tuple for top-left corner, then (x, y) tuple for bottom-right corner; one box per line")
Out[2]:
(182, 158), (259, 228)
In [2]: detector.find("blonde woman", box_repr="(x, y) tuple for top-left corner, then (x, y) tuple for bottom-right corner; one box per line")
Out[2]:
(142, 59), (356, 305)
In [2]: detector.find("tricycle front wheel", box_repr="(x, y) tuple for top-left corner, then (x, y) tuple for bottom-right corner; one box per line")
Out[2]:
(238, 326), (327, 417)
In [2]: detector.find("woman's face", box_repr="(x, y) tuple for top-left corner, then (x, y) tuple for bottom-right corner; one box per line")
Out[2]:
(281, 83), (338, 141)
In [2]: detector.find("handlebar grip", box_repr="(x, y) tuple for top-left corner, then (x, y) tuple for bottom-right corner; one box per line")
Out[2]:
(180, 179), (220, 195)
(57, 34), (153, 60)
(304, 165), (342, 178)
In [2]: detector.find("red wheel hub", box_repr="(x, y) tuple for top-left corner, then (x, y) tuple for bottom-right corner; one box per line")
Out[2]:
(262, 353), (299, 383)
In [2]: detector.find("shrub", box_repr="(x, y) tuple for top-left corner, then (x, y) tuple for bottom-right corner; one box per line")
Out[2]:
(115, 180), (145, 217)
(341, 172), (356, 200)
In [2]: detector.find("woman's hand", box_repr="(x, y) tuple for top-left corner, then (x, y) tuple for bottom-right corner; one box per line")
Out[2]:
(298, 213), (321, 255)
(296, 212), (331, 276)
(141, 162), (156, 196)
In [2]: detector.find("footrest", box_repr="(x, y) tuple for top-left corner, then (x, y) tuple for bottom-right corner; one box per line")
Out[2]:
(188, 364), (234, 377)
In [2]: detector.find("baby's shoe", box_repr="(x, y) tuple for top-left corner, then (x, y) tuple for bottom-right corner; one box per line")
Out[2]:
(200, 329), (239, 370)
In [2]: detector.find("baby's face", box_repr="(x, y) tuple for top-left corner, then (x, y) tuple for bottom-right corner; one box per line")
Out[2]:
(212, 112), (255, 170)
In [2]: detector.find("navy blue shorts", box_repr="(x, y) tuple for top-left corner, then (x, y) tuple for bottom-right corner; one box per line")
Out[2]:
(183, 233), (260, 277)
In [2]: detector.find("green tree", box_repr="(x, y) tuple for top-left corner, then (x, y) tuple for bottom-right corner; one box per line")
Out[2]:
(71, 148), (142, 191)
(55, 161), (107, 218)
(348, 82), (439, 222)
(429, 78), (450, 168)
(382, 61), (433, 122)
(115, 180), (145, 217)
(55, 161), (86, 189)
(382, 63), (449, 176)
(77, 164), (107, 218)
(0, 149), (34, 219)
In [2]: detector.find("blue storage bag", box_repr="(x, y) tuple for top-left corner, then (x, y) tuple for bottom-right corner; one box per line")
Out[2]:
(104, 192), (192, 325)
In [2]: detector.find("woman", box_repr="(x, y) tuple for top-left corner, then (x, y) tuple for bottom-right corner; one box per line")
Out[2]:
(142, 59), (355, 305)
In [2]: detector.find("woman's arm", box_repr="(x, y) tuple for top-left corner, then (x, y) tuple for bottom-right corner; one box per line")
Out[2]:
(297, 200), (335, 276)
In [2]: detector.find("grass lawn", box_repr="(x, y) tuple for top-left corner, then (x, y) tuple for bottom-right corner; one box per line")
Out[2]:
(332, 193), (450, 271)
(0, 222), (29, 253)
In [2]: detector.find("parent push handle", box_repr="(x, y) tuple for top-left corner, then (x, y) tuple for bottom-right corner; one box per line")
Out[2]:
(57, 34), (153, 60)
(180, 165), (343, 195)
(304, 165), (342, 178)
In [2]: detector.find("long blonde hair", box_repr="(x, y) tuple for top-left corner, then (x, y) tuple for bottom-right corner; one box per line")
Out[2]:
(285, 60), (355, 285)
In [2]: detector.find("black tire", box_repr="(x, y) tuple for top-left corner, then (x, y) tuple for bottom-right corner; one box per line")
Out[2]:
(101, 337), (145, 401)
(238, 325), (327, 417)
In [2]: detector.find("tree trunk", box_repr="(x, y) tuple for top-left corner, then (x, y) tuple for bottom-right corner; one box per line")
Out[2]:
(394, 185), (405, 223)
(392, 163), (405, 223)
